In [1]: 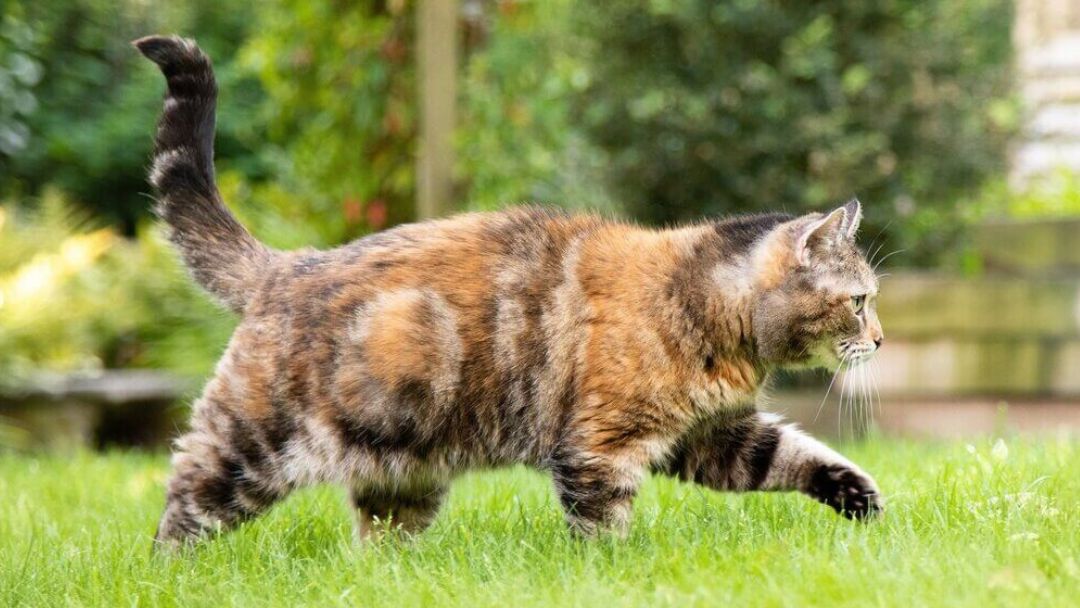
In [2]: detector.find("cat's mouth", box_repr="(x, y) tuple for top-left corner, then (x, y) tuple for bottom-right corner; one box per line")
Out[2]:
(836, 339), (877, 366)
(799, 341), (858, 370)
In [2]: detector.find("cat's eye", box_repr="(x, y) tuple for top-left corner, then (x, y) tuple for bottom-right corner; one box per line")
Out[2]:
(851, 295), (866, 314)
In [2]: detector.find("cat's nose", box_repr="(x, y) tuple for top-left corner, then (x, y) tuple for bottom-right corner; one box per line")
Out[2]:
(873, 337), (883, 349)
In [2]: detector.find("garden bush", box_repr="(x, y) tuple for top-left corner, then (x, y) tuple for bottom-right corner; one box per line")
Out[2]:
(574, 0), (1016, 265)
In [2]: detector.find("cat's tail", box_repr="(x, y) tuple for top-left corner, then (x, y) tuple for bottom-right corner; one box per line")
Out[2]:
(134, 35), (276, 314)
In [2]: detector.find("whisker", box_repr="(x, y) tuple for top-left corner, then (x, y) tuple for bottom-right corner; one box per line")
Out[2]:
(872, 358), (884, 421)
(865, 219), (895, 267)
(839, 360), (852, 441)
(862, 360), (872, 436)
(868, 241), (887, 269)
(873, 248), (907, 273)
(859, 362), (868, 436)
(855, 358), (864, 440)
(814, 354), (848, 423)
(847, 363), (857, 440)
(854, 359), (864, 437)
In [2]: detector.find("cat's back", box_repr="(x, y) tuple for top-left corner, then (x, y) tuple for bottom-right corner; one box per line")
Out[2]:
(295, 205), (605, 305)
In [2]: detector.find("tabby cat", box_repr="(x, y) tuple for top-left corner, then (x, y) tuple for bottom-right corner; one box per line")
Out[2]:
(134, 36), (885, 547)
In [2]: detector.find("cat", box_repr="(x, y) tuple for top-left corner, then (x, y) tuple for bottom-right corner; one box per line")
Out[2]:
(134, 35), (885, 547)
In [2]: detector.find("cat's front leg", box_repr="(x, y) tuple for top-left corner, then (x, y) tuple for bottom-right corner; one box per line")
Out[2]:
(660, 411), (883, 519)
(550, 415), (673, 538)
(767, 418), (883, 519)
(550, 444), (642, 538)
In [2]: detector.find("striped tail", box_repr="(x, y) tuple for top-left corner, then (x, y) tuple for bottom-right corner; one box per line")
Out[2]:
(134, 35), (275, 313)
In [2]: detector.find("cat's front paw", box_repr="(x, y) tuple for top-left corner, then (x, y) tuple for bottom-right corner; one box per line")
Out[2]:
(808, 464), (883, 520)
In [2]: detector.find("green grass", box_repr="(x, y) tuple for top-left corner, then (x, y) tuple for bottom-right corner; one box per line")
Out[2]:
(2, 437), (1078, 607)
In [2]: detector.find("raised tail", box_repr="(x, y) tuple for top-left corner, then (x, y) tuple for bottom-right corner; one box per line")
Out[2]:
(134, 35), (274, 313)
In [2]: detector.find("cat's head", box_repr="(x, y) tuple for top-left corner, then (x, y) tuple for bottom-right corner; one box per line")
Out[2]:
(751, 199), (883, 369)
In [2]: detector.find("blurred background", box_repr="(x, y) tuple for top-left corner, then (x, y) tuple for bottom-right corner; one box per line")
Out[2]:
(1, 0), (1079, 451)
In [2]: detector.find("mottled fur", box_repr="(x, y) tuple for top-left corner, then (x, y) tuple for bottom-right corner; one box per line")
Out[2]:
(136, 37), (886, 547)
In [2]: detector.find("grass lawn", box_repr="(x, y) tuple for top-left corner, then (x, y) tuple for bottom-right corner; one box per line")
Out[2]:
(1, 436), (1078, 607)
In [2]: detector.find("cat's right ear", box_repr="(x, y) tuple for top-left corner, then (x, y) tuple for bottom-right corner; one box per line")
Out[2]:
(793, 207), (847, 266)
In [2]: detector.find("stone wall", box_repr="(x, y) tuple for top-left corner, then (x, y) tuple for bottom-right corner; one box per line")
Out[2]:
(0, 371), (190, 451)
(874, 274), (1080, 396)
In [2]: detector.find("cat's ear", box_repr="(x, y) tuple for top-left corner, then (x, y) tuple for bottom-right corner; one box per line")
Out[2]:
(794, 207), (847, 265)
(841, 198), (862, 238)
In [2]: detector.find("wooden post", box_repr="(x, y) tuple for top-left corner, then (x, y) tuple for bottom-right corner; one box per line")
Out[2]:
(417, 0), (458, 219)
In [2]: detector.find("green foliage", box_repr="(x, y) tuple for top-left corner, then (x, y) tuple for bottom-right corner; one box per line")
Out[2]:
(1, 438), (1079, 605)
(236, 1), (416, 247)
(457, 0), (615, 213)
(574, 0), (1016, 263)
(937, 171), (1080, 273)
(237, 0), (618, 239)
(0, 9), (41, 158)
(965, 171), (1080, 220)
(0, 195), (231, 382)
(4, 0), (1019, 252)
(0, 0), (266, 230)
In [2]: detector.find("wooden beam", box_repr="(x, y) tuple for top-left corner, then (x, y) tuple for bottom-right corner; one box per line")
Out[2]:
(417, 0), (458, 219)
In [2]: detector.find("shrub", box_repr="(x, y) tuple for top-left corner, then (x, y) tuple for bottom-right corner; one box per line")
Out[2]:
(0, 0), (266, 231)
(0, 193), (231, 383)
(456, 0), (615, 213)
(573, 0), (1016, 263)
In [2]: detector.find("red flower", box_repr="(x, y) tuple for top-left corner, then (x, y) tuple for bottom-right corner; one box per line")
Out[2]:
(343, 197), (363, 225)
(366, 199), (388, 230)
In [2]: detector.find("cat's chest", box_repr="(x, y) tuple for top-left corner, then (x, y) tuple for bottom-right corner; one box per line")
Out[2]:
(686, 358), (761, 414)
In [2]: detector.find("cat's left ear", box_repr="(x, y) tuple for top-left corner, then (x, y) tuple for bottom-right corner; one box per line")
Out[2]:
(794, 207), (847, 265)
(841, 198), (862, 239)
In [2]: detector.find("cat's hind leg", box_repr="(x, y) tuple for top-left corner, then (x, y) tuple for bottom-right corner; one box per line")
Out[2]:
(154, 407), (292, 549)
(349, 482), (447, 541)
